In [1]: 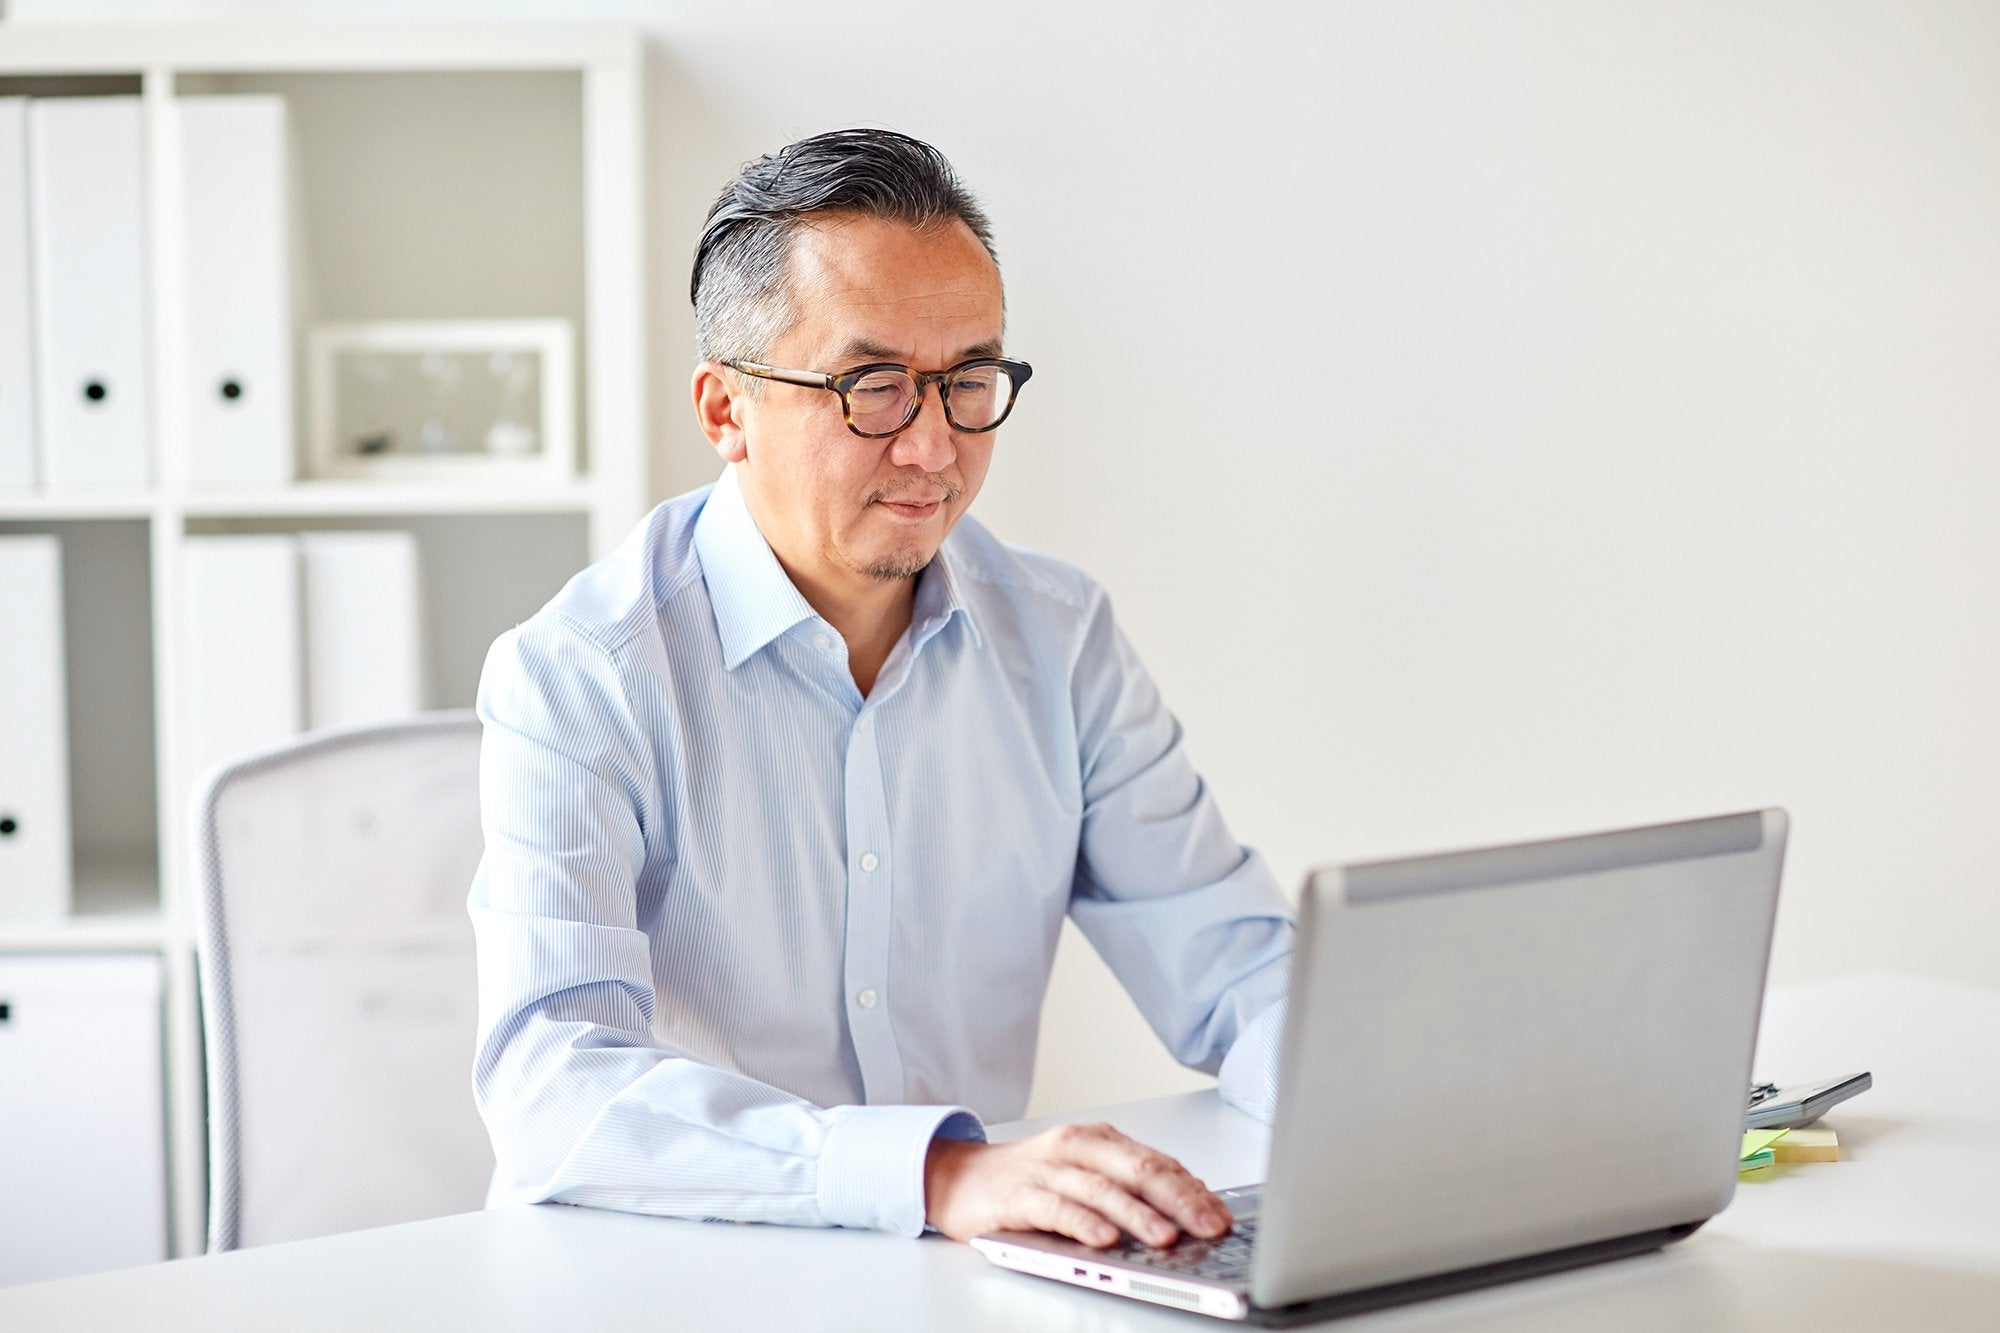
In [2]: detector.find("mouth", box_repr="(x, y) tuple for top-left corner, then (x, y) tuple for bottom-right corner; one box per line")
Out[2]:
(876, 498), (943, 521)
(870, 486), (956, 522)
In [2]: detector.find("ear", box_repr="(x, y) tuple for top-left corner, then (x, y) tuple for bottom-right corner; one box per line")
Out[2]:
(692, 361), (749, 463)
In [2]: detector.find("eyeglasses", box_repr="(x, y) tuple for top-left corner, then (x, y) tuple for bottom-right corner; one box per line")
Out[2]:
(724, 357), (1033, 439)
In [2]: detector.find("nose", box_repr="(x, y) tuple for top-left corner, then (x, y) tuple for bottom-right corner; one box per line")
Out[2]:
(886, 380), (958, 473)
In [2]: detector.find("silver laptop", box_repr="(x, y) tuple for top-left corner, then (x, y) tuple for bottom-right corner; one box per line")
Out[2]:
(973, 809), (1787, 1323)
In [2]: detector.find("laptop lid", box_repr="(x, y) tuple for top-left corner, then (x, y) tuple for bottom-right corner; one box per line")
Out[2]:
(1251, 808), (1786, 1309)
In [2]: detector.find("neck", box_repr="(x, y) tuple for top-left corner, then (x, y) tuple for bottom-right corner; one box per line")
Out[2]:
(780, 557), (917, 697)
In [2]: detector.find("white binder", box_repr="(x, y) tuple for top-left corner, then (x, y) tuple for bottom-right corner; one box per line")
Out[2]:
(177, 95), (300, 487)
(28, 96), (151, 490)
(180, 536), (302, 806)
(0, 536), (74, 919)
(0, 98), (36, 492)
(299, 530), (425, 730)
(0, 954), (168, 1283)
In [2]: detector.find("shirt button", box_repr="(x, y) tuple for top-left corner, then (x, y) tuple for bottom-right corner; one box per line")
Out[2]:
(859, 852), (879, 872)
(813, 633), (831, 651)
(857, 988), (878, 1008)
(855, 716), (870, 733)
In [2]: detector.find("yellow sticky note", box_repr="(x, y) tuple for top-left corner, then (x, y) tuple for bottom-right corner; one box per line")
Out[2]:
(1741, 1128), (1790, 1161)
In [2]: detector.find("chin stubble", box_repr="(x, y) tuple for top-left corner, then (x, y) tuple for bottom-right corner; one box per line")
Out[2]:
(863, 556), (930, 581)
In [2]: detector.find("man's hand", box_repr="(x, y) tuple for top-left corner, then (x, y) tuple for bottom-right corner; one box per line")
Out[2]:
(924, 1122), (1232, 1249)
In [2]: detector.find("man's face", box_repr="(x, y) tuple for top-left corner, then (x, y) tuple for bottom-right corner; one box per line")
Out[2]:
(726, 212), (1007, 599)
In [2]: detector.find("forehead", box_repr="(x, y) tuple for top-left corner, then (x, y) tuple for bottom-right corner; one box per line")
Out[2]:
(783, 212), (1004, 361)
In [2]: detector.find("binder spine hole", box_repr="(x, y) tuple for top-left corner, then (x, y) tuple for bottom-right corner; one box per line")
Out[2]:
(82, 379), (109, 403)
(0, 815), (17, 836)
(0, 1003), (9, 1024)
(220, 378), (244, 401)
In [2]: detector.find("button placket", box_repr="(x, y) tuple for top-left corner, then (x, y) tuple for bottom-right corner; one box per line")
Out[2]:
(839, 698), (904, 1102)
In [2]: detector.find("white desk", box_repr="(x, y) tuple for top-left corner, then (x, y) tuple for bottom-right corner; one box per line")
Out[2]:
(5, 973), (1996, 1330)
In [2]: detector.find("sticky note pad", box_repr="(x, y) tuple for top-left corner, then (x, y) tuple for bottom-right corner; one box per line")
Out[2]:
(1771, 1127), (1839, 1163)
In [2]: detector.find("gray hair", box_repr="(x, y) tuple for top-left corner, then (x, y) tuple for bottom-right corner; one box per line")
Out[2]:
(691, 129), (999, 383)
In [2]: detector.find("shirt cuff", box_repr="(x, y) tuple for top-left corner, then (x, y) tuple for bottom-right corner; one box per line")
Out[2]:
(816, 1104), (986, 1236)
(1216, 997), (1286, 1124)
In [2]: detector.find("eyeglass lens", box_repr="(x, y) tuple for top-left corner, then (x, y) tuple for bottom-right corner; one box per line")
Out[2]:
(847, 364), (1020, 434)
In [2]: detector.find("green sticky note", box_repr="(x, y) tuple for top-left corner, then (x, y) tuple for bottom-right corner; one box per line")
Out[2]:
(1739, 1148), (1777, 1172)
(1741, 1128), (1790, 1161)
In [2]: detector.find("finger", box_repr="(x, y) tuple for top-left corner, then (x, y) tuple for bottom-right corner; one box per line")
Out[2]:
(1039, 1163), (1178, 1248)
(1120, 1151), (1230, 1239)
(1051, 1124), (1231, 1239)
(1022, 1187), (1121, 1249)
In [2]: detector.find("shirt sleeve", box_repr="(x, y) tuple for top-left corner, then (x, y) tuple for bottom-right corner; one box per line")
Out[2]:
(468, 617), (984, 1236)
(1063, 586), (1295, 1111)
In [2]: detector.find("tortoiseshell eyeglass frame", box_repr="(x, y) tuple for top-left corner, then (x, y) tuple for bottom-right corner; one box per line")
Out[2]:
(723, 357), (1034, 439)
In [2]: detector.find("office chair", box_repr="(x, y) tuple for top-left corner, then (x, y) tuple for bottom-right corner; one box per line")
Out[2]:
(191, 710), (494, 1252)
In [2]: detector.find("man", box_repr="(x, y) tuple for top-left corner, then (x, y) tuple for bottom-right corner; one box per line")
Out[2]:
(470, 128), (1293, 1252)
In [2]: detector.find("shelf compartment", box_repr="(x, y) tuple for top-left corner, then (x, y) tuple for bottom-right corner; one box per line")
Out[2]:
(0, 519), (160, 920)
(180, 67), (590, 481)
(179, 511), (590, 710)
(0, 852), (166, 952)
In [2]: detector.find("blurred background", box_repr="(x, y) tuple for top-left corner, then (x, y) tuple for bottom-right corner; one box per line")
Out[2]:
(9, 0), (1997, 1121)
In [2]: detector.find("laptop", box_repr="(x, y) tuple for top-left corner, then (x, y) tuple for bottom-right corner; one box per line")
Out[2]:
(973, 809), (1788, 1324)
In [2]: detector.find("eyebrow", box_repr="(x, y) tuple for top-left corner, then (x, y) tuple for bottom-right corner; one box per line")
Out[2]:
(824, 336), (1005, 367)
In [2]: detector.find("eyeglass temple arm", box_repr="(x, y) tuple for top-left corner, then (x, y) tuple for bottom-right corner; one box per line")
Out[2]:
(728, 360), (833, 390)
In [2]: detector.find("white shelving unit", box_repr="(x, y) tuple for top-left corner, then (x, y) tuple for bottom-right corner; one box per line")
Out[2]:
(0, 21), (647, 1264)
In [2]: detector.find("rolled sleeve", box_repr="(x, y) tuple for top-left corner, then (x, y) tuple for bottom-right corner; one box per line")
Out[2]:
(1215, 997), (1286, 1123)
(817, 1106), (986, 1236)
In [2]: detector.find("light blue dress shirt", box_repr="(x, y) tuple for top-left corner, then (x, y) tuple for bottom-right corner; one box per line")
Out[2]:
(470, 465), (1294, 1236)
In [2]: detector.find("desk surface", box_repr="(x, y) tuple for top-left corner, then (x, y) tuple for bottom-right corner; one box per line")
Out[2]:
(6, 972), (1997, 1331)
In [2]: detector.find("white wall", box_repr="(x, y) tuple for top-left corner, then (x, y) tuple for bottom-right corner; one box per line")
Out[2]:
(26, 0), (2000, 1114)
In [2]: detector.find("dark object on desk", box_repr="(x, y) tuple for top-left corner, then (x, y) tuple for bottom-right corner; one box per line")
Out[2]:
(1747, 1072), (1872, 1130)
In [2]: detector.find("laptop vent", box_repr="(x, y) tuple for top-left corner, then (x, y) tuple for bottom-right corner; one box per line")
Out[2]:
(1127, 1278), (1201, 1307)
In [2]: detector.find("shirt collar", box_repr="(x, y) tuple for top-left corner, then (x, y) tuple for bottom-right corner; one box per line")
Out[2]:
(694, 466), (819, 670)
(693, 465), (986, 670)
(911, 538), (985, 654)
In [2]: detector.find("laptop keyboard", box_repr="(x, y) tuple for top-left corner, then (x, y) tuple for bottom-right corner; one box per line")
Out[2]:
(1112, 1212), (1260, 1285)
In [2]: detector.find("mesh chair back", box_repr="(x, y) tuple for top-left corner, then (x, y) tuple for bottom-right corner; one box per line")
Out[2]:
(192, 711), (493, 1252)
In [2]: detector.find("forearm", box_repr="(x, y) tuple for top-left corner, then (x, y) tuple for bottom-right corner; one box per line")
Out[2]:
(474, 975), (984, 1233)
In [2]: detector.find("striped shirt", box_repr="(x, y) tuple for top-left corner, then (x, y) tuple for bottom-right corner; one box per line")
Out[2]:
(469, 464), (1294, 1236)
